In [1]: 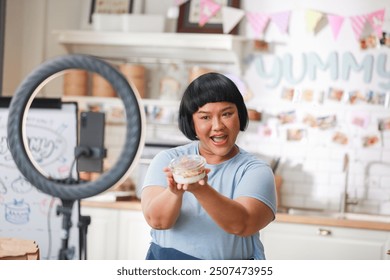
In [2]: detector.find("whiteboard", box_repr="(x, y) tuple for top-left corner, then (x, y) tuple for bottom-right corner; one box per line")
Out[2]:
(0, 101), (79, 260)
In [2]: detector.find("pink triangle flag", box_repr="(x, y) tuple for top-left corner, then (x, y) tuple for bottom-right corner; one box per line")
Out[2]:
(246, 12), (270, 37)
(350, 14), (369, 40)
(327, 14), (345, 40)
(367, 9), (385, 37)
(199, 0), (222, 27)
(270, 11), (291, 34)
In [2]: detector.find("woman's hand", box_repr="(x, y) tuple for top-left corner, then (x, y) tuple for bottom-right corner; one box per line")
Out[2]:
(163, 167), (185, 195)
(176, 168), (211, 191)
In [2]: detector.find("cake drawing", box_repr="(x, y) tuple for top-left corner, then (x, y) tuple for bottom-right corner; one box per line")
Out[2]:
(5, 199), (31, 224)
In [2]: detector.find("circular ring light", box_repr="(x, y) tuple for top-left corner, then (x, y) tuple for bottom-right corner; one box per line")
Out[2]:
(7, 54), (144, 200)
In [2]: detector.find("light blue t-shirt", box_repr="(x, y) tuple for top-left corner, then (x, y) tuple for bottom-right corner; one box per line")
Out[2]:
(142, 141), (277, 260)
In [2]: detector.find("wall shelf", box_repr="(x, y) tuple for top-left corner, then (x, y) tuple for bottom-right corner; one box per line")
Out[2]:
(54, 30), (249, 66)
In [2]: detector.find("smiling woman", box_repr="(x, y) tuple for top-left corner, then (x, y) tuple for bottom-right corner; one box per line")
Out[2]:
(141, 72), (277, 260)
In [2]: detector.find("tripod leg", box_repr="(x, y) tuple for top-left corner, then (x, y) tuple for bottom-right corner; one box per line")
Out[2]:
(77, 200), (91, 260)
(57, 199), (75, 260)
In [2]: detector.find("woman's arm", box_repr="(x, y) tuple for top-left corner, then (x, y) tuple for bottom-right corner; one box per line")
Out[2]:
(188, 183), (274, 237)
(141, 167), (184, 229)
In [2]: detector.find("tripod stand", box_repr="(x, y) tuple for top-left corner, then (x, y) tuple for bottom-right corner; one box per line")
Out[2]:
(57, 198), (91, 260)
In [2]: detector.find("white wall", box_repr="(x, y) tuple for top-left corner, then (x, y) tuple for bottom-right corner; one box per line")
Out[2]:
(238, 0), (390, 215)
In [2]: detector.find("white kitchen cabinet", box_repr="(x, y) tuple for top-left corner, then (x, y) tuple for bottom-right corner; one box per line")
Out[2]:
(81, 206), (151, 260)
(55, 30), (247, 100)
(117, 210), (152, 260)
(55, 30), (248, 67)
(261, 222), (390, 260)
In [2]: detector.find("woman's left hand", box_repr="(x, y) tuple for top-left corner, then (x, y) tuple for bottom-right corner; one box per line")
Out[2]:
(177, 168), (211, 191)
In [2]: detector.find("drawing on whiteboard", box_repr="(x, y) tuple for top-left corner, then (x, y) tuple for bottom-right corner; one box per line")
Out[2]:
(26, 124), (67, 167)
(11, 176), (33, 194)
(5, 199), (31, 224)
(0, 125), (68, 169)
(0, 102), (79, 259)
(0, 178), (6, 194)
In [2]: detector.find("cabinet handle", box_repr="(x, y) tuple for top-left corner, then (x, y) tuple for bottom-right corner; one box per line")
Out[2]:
(317, 228), (332, 236)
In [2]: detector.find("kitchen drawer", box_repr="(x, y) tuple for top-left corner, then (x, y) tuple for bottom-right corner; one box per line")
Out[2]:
(261, 222), (390, 260)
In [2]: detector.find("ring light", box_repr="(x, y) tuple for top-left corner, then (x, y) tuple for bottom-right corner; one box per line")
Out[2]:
(7, 54), (144, 201)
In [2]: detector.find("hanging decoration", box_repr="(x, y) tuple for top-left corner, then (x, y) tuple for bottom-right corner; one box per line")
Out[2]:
(305, 10), (324, 33)
(171, 1), (386, 42)
(350, 14), (369, 40)
(327, 14), (345, 40)
(367, 9), (385, 37)
(246, 12), (270, 37)
(270, 11), (291, 34)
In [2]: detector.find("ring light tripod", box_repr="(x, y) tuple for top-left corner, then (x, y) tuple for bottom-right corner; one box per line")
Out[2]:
(7, 54), (144, 259)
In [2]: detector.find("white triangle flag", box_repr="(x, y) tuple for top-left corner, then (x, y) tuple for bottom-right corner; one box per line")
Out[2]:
(222, 6), (245, 34)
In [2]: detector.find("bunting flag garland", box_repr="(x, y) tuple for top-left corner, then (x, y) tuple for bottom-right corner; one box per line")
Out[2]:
(327, 14), (345, 40)
(350, 14), (369, 40)
(270, 11), (291, 34)
(305, 10), (324, 33)
(246, 12), (270, 37)
(198, 0), (221, 27)
(170, 1), (385, 43)
(222, 6), (245, 34)
(367, 9), (385, 37)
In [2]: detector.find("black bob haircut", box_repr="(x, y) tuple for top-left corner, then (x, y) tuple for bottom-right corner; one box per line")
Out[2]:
(178, 72), (249, 140)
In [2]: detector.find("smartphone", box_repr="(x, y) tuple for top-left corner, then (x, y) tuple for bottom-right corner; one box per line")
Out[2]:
(77, 111), (105, 173)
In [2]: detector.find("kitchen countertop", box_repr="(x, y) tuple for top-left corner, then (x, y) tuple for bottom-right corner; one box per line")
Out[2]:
(275, 212), (390, 231)
(81, 200), (390, 231)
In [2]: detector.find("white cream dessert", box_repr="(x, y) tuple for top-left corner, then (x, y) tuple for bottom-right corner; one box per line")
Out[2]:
(169, 155), (206, 184)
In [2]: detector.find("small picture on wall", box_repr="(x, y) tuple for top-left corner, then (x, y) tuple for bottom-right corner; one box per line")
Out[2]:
(317, 115), (337, 130)
(303, 114), (336, 129)
(303, 114), (317, 128)
(88, 0), (134, 24)
(379, 32), (390, 47)
(257, 124), (273, 138)
(362, 135), (380, 148)
(360, 34), (378, 50)
(299, 89), (314, 102)
(93, 0), (133, 14)
(281, 87), (295, 101)
(365, 90), (387, 105)
(348, 90), (366, 104)
(350, 112), (370, 128)
(295, 89), (324, 104)
(332, 131), (349, 145)
(287, 128), (306, 141)
(277, 110), (296, 124)
(378, 117), (390, 131)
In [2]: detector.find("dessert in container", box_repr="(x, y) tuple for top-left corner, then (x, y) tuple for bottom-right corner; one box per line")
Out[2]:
(169, 155), (206, 184)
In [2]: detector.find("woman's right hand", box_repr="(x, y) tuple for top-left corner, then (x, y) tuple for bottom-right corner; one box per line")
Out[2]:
(163, 167), (185, 195)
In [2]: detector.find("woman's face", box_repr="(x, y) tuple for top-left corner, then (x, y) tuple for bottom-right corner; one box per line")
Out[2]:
(193, 101), (241, 164)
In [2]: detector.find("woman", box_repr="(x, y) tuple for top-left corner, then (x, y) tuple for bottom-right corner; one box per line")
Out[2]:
(141, 72), (276, 260)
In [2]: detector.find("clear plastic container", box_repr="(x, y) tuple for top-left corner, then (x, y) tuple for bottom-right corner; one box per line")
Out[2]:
(169, 155), (206, 184)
